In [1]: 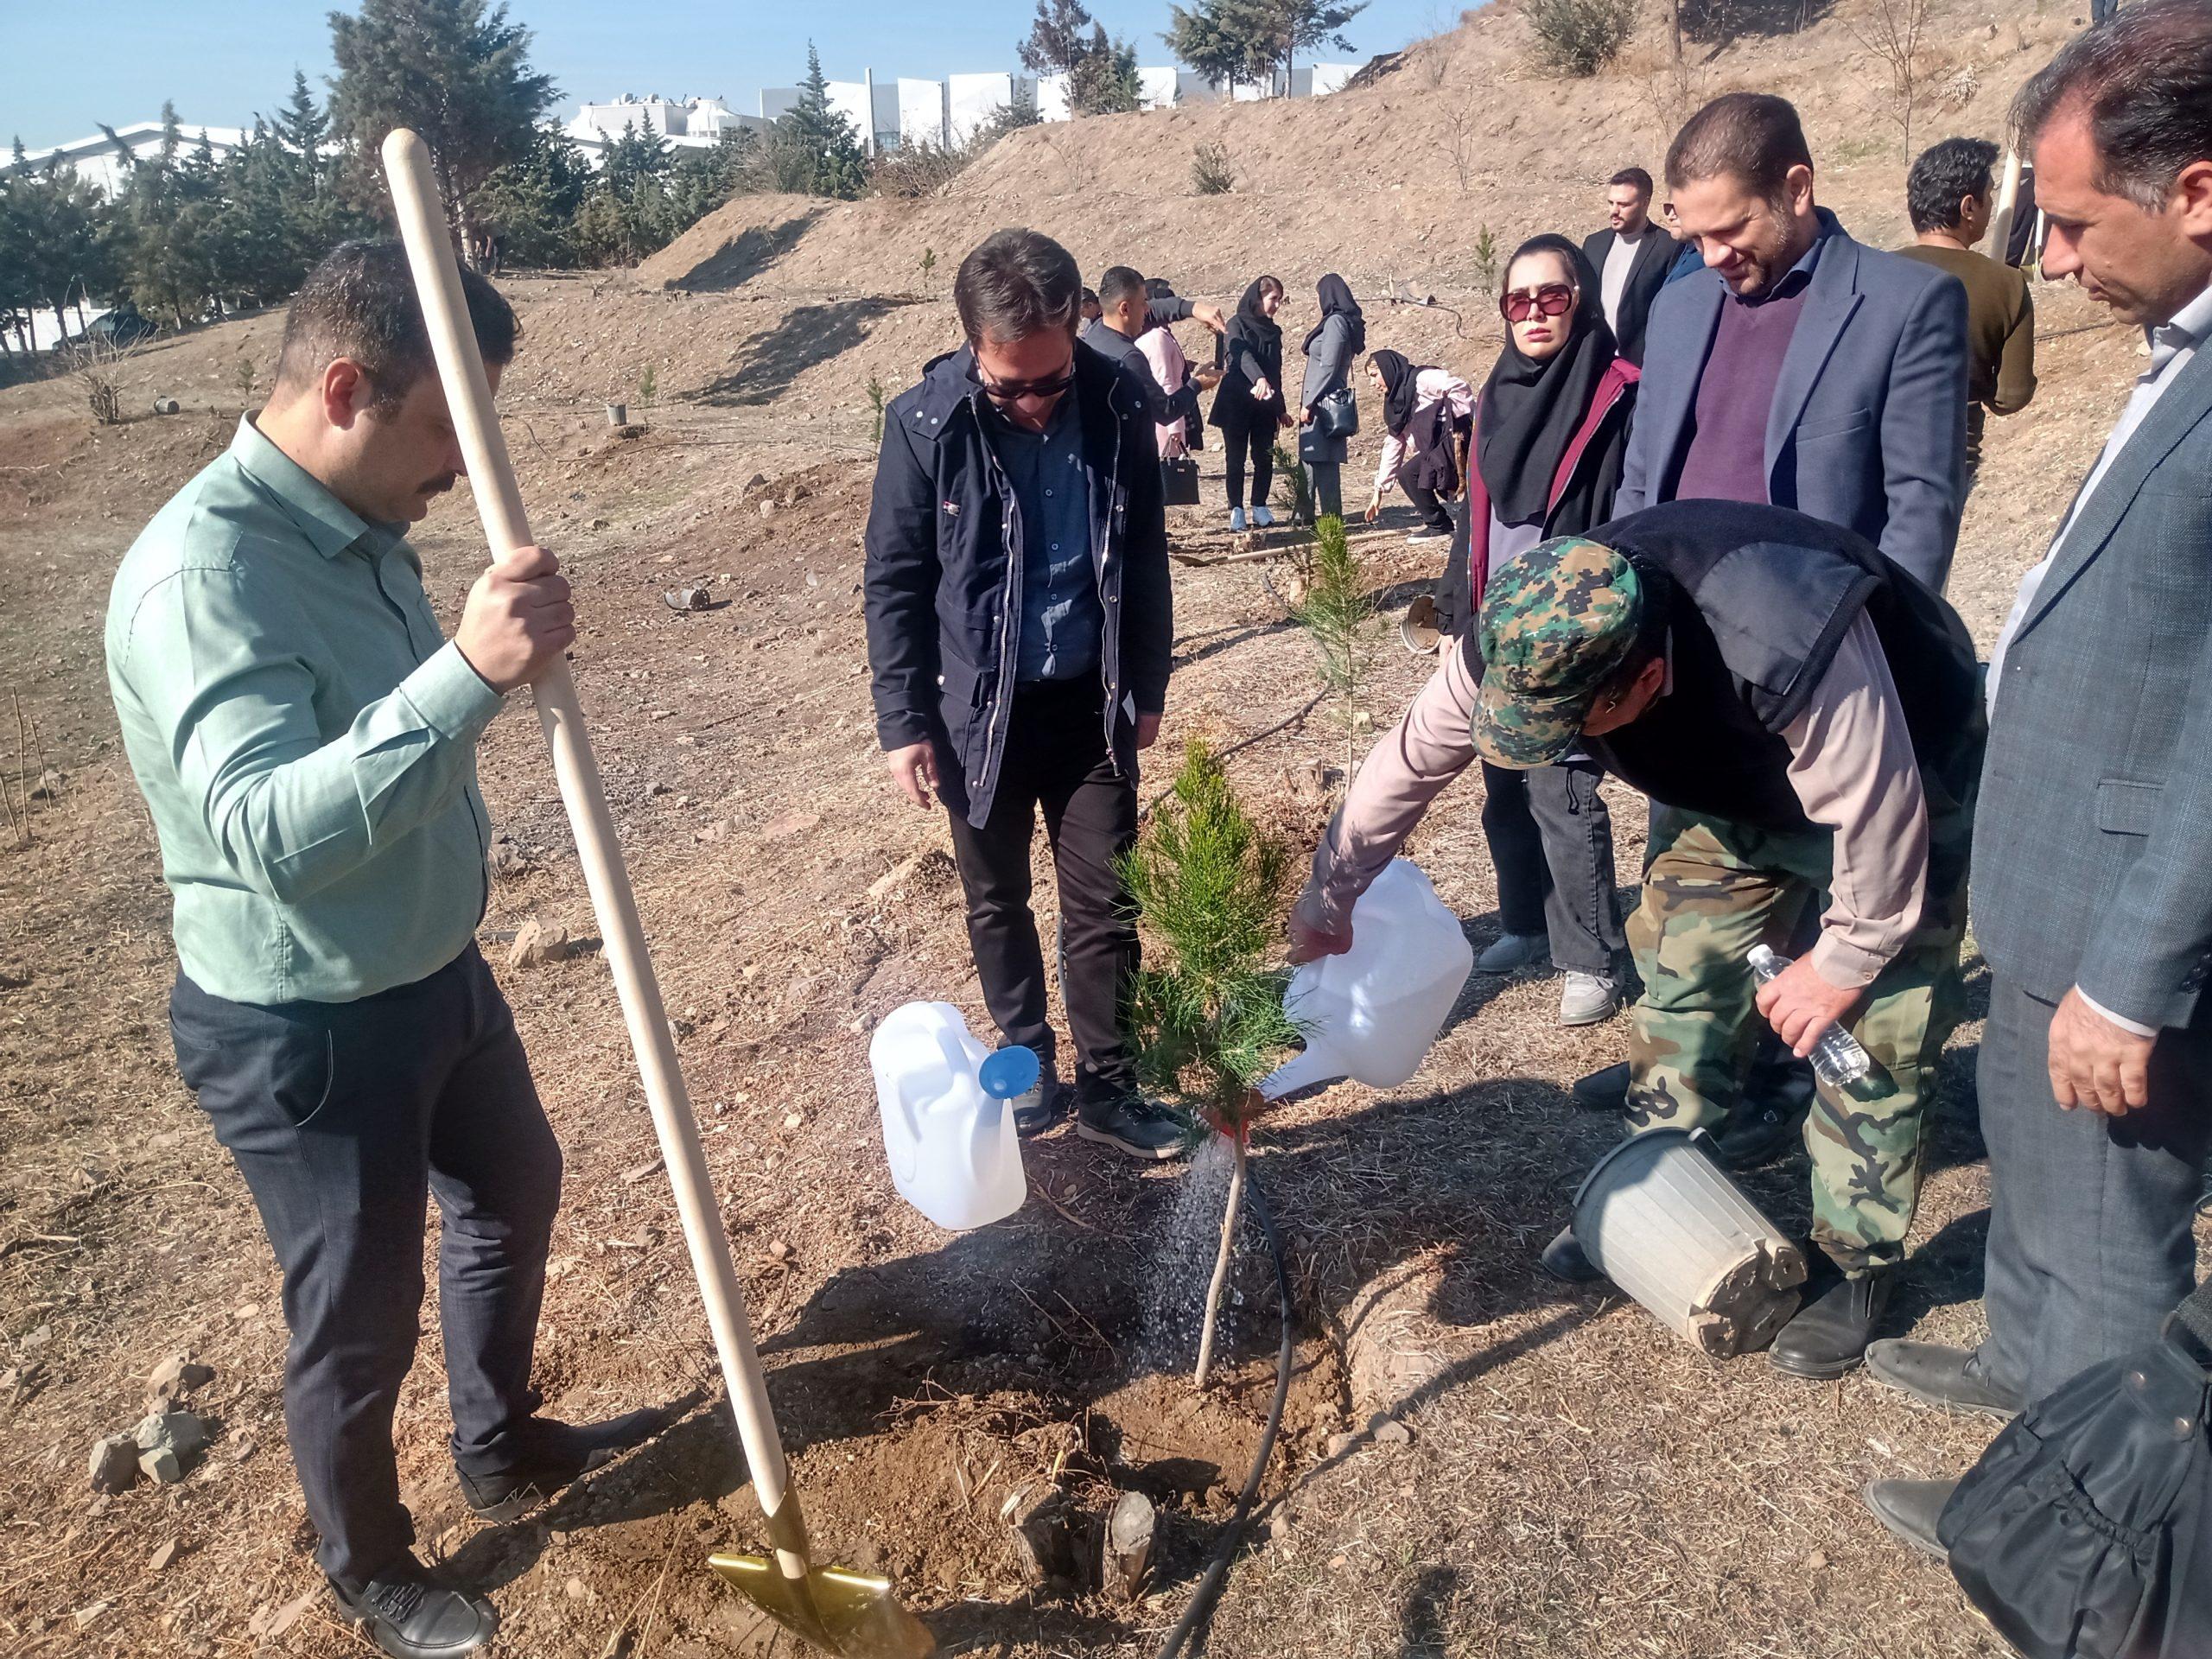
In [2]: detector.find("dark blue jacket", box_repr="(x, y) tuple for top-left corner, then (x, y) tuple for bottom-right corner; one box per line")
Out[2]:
(863, 341), (1172, 825)
(1616, 210), (1968, 594)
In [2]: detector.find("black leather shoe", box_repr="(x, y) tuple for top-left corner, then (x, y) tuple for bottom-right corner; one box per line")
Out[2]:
(1865, 1339), (2023, 1420)
(1712, 1098), (1806, 1169)
(1538, 1224), (1605, 1283)
(1861, 1477), (1955, 1560)
(1010, 1077), (1068, 1138)
(329, 1555), (497, 1659)
(1571, 1062), (1629, 1111)
(1770, 1268), (1893, 1378)
(458, 1408), (671, 1522)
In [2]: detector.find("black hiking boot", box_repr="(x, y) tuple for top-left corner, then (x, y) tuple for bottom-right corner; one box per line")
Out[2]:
(328, 1554), (497, 1659)
(1770, 1267), (1895, 1378)
(1862, 1478), (1955, 1560)
(1075, 1093), (1189, 1161)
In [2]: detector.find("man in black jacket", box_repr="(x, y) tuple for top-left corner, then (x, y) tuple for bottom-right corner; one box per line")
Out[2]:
(1582, 167), (1677, 365)
(864, 228), (1182, 1159)
(1079, 265), (1224, 437)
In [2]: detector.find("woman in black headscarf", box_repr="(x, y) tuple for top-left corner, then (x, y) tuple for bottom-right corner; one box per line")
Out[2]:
(1363, 349), (1474, 542)
(1457, 232), (1641, 1029)
(1296, 274), (1365, 523)
(1207, 276), (1289, 531)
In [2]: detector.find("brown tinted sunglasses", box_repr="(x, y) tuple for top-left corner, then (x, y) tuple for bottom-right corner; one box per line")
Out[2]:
(1500, 283), (1576, 323)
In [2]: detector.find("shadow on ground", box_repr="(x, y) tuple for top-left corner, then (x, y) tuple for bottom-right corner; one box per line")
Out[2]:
(658, 207), (826, 293)
(694, 299), (925, 408)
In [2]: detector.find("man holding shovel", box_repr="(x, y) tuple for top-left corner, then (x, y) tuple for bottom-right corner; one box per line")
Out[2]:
(105, 241), (663, 1659)
(1292, 501), (1984, 1377)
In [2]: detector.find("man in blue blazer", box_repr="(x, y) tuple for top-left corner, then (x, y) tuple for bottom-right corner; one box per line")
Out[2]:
(1616, 93), (1969, 594)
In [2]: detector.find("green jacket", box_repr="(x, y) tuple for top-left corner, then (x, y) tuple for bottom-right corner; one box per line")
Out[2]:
(105, 418), (504, 1005)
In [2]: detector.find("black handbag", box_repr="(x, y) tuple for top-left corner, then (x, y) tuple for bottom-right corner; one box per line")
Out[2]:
(1937, 1282), (2212, 1658)
(1313, 386), (1359, 440)
(1161, 456), (1201, 507)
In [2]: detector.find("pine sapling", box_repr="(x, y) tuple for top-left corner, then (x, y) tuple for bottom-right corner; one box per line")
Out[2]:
(866, 373), (889, 445)
(1271, 442), (1314, 527)
(1116, 741), (1303, 1389)
(1290, 513), (1382, 779)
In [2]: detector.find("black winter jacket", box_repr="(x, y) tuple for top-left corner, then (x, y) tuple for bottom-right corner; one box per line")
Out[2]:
(863, 342), (1173, 825)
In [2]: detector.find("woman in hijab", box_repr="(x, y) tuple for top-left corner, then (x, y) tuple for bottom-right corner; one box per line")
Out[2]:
(1136, 277), (1192, 461)
(1363, 349), (1475, 543)
(1208, 276), (1289, 532)
(1457, 233), (1641, 1028)
(1296, 274), (1365, 523)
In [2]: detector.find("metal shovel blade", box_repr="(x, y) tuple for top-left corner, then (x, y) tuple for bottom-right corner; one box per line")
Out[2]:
(709, 1552), (936, 1658)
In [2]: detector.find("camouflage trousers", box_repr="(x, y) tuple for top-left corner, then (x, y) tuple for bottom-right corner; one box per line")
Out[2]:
(1623, 774), (1975, 1275)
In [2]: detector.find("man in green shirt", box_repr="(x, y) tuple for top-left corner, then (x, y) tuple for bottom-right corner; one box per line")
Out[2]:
(1897, 137), (2038, 490)
(107, 241), (660, 1659)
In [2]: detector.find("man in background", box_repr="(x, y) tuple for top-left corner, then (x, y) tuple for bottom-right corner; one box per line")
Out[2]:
(1583, 166), (1677, 364)
(105, 241), (663, 1659)
(1897, 136), (2038, 492)
(1866, 0), (2212, 1555)
(867, 229), (1186, 1160)
(1079, 264), (1224, 442)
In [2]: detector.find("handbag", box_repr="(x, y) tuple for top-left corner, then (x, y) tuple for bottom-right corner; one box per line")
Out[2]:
(1161, 456), (1201, 507)
(1937, 1280), (2212, 1658)
(1313, 386), (1359, 440)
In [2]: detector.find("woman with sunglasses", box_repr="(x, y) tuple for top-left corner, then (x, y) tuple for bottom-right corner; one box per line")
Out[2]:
(1452, 233), (1641, 1027)
(1363, 351), (1474, 543)
(1208, 276), (1291, 532)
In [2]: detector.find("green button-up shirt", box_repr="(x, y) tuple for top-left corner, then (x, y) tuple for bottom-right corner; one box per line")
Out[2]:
(105, 418), (505, 1005)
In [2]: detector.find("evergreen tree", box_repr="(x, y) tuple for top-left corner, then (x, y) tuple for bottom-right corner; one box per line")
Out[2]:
(472, 128), (589, 267)
(777, 43), (867, 200)
(1067, 26), (1144, 114)
(4, 146), (110, 343)
(1016, 0), (1098, 76)
(1166, 0), (1366, 94)
(327, 0), (558, 264)
(1274, 0), (1368, 86)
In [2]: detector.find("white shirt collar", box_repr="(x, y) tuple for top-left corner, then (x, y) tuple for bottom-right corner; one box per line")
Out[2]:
(2149, 274), (2212, 369)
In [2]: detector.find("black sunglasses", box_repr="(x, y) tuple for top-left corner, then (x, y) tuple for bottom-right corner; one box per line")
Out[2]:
(975, 361), (1077, 404)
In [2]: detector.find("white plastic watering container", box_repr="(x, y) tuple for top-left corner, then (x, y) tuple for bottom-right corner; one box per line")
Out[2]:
(1260, 859), (1475, 1098)
(871, 1002), (1035, 1231)
(1572, 1127), (1808, 1358)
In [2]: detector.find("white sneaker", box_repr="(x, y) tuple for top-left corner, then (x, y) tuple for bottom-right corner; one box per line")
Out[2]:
(1251, 505), (1275, 528)
(1475, 931), (1548, 974)
(1228, 507), (1247, 532)
(1560, 972), (1623, 1027)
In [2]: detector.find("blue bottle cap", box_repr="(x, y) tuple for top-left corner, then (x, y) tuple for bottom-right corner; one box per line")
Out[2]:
(978, 1046), (1041, 1101)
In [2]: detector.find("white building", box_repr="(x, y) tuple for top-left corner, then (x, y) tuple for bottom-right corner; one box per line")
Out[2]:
(3, 122), (248, 198)
(566, 94), (767, 152)
(946, 73), (1032, 146)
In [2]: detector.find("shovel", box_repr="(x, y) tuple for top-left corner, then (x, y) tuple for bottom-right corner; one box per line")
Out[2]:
(382, 130), (934, 1659)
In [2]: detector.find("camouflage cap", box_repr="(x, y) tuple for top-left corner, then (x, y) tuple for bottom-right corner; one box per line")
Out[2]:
(1471, 537), (1643, 768)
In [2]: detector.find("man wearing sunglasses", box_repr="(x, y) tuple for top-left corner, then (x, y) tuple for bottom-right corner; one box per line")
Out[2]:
(863, 228), (1185, 1160)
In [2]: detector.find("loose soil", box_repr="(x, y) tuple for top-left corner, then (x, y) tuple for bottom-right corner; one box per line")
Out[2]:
(2, 2), (2196, 1654)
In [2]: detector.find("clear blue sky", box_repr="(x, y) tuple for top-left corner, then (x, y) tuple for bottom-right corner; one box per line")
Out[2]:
(1, 0), (1458, 148)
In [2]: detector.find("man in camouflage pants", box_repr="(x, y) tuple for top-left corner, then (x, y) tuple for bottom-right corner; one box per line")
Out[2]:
(1292, 500), (1984, 1378)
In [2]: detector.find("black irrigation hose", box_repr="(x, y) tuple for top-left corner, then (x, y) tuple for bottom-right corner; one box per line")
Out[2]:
(1154, 1161), (1295, 1659)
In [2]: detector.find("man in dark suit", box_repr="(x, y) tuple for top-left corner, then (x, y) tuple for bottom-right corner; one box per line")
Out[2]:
(1582, 167), (1676, 365)
(1615, 92), (1969, 594)
(1865, 0), (2212, 1554)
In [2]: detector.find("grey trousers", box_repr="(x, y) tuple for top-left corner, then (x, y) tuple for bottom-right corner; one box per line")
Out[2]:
(1974, 976), (2212, 1402)
(1480, 758), (1626, 976)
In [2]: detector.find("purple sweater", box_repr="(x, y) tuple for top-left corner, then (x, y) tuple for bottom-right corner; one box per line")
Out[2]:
(1669, 264), (1815, 504)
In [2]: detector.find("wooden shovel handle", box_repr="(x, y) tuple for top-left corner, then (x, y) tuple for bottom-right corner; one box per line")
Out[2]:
(380, 130), (800, 1540)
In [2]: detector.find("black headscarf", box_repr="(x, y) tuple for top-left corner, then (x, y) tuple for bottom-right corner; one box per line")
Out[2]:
(1370, 349), (1421, 436)
(1476, 234), (1620, 528)
(1212, 278), (1286, 429)
(1303, 273), (1365, 356)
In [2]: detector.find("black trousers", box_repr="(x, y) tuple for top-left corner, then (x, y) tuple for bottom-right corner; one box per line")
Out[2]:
(1396, 460), (1456, 532)
(169, 946), (562, 1587)
(945, 679), (1139, 1104)
(1479, 758), (1626, 976)
(1222, 422), (1275, 512)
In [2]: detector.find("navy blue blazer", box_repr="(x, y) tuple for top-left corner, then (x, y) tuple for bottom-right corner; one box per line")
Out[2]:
(1614, 211), (1968, 594)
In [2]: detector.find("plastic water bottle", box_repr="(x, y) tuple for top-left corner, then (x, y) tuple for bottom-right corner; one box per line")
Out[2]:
(1746, 944), (1872, 1088)
(1260, 859), (1477, 1098)
(870, 1002), (1035, 1230)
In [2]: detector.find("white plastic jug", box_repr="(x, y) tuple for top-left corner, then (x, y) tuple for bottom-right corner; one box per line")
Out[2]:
(1261, 859), (1474, 1097)
(871, 1002), (1033, 1230)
